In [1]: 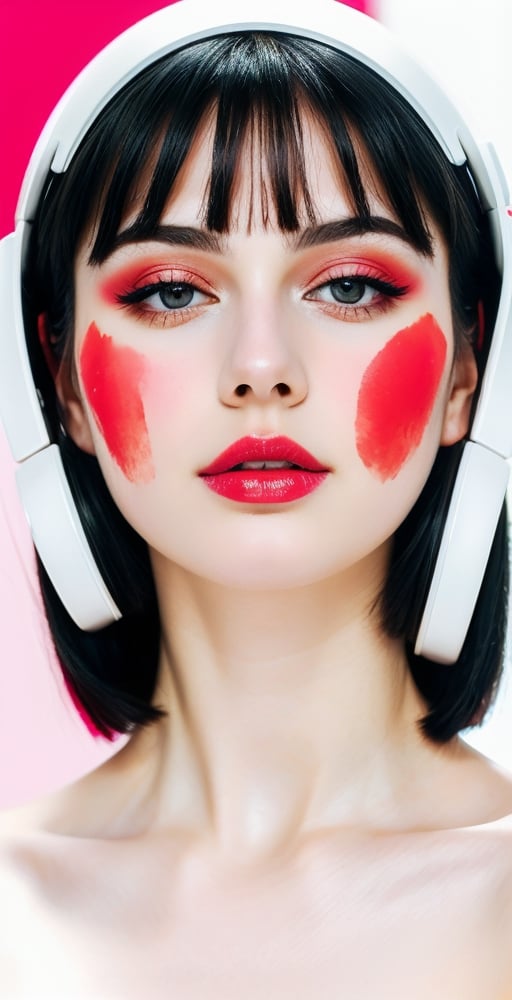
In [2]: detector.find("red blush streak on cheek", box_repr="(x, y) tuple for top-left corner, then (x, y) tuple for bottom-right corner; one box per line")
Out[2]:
(356, 313), (447, 481)
(80, 322), (155, 484)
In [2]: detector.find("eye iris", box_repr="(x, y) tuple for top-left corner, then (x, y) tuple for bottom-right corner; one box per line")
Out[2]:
(331, 279), (365, 304)
(159, 283), (194, 308)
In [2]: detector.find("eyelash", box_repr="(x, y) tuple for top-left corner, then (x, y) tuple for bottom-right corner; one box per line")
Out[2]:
(114, 268), (409, 328)
(116, 272), (216, 327)
(304, 272), (408, 320)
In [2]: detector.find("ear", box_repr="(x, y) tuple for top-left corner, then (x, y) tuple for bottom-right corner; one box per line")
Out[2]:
(55, 358), (97, 456)
(440, 340), (478, 446)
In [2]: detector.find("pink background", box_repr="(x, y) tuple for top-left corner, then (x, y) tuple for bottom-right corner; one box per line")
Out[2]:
(0, 0), (376, 806)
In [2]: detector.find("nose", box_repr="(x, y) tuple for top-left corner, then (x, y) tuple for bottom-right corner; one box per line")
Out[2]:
(218, 304), (308, 408)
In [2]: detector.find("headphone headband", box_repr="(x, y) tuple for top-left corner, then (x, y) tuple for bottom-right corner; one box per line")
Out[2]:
(0, 0), (510, 649)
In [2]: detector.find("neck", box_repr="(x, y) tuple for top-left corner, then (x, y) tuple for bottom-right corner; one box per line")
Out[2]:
(117, 553), (433, 857)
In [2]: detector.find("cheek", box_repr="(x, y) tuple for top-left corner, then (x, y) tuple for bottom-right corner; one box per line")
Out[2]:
(79, 322), (155, 484)
(355, 313), (448, 482)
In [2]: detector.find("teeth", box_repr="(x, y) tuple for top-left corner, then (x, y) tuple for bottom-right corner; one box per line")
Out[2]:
(238, 461), (296, 470)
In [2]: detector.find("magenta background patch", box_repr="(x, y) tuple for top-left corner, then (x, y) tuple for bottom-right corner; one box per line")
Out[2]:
(0, 0), (377, 237)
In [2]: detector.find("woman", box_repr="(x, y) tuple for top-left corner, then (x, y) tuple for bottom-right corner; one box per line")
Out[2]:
(0, 1), (511, 995)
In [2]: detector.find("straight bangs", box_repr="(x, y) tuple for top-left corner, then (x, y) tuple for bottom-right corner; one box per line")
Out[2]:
(82, 32), (449, 267)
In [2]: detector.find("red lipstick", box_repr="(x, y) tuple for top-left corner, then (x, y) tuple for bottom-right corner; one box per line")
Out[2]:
(199, 436), (329, 504)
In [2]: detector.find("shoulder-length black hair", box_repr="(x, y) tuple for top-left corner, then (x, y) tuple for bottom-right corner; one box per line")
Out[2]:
(25, 32), (508, 741)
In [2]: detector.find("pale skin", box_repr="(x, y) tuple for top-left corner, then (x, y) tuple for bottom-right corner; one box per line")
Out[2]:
(1, 116), (512, 999)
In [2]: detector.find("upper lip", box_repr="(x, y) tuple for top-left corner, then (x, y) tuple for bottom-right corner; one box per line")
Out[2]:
(199, 436), (329, 475)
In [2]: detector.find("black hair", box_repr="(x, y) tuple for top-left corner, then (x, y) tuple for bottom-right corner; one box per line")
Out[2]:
(25, 31), (508, 741)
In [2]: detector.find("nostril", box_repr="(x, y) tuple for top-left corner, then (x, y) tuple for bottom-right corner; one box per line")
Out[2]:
(233, 382), (292, 399)
(275, 382), (291, 397)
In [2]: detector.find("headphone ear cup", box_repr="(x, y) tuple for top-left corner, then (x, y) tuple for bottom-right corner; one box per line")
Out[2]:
(414, 441), (509, 663)
(0, 229), (120, 631)
(16, 445), (121, 630)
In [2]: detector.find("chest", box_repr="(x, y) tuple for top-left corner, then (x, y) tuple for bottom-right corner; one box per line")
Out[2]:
(1, 837), (510, 999)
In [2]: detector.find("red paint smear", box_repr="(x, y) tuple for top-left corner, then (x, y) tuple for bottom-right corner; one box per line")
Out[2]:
(80, 322), (155, 483)
(356, 313), (447, 481)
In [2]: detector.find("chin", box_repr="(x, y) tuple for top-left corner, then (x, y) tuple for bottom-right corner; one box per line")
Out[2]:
(150, 529), (390, 597)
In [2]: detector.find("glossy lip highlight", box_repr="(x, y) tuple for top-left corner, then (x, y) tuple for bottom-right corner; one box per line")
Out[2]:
(199, 436), (330, 504)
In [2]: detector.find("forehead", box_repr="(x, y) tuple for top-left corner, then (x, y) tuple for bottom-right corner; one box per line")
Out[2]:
(127, 108), (395, 235)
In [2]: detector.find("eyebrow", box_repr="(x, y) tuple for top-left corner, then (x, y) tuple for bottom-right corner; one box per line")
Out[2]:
(104, 215), (429, 259)
(295, 216), (431, 253)
(106, 224), (225, 256)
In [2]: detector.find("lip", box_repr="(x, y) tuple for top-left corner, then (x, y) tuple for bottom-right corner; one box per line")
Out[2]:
(199, 436), (329, 504)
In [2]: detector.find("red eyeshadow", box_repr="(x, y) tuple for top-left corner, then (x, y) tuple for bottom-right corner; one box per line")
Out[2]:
(356, 313), (447, 481)
(80, 322), (155, 483)
(100, 259), (169, 305)
(306, 251), (422, 295)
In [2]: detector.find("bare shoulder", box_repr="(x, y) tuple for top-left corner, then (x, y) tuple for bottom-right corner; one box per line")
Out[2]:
(0, 826), (58, 996)
(0, 796), (49, 838)
(0, 785), (99, 961)
(0, 741), (128, 841)
(0, 809), (65, 913)
(453, 755), (512, 898)
(489, 815), (512, 996)
(459, 799), (512, 993)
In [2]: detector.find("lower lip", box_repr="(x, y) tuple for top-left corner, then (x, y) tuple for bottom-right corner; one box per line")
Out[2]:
(200, 469), (328, 503)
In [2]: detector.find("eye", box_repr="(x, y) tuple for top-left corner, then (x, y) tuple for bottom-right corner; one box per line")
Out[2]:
(119, 280), (212, 312)
(321, 278), (374, 305)
(306, 275), (407, 311)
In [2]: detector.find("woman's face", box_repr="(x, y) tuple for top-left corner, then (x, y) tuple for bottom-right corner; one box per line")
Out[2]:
(65, 114), (476, 594)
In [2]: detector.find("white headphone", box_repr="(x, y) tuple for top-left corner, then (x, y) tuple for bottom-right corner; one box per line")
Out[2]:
(0, 0), (510, 659)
